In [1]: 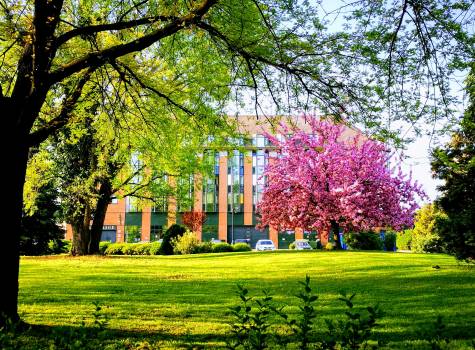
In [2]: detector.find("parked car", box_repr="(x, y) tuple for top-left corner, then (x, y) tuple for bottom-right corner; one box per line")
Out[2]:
(255, 239), (276, 251)
(233, 238), (251, 245)
(293, 239), (313, 250)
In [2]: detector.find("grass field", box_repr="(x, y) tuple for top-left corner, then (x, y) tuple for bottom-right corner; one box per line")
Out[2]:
(15, 251), (475, 349)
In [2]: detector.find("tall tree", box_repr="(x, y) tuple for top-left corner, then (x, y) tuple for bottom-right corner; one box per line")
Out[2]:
(431, 63), (475, 261)
(257, 118), (425, 248)
(0, 0), (472, 324)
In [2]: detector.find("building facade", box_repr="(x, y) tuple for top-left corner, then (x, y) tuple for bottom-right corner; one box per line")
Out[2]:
(65, 115), (361, 248)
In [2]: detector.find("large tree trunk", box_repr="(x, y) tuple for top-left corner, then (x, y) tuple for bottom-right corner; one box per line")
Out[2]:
(89, 180), (113, 254)
(1, 109), (30, 325)
(331, 220), (342, 250)
(70, 203), (92, 256)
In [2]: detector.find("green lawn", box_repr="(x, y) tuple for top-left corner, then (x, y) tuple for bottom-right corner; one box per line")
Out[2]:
(15, 251), (475, 349)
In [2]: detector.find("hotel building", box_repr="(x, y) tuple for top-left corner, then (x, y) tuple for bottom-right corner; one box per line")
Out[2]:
(65, 115), (361, 248)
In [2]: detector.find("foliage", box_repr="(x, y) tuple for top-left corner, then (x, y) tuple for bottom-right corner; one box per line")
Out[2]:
(323, 293), (383, 350)
(257, 118), (425, 248)
(148, 242), (162, 256)
(432, 63), (475, 262)
(396, 230), (413, 251)
(325, 243), (335, 251)
(20, 182), (65, 256)
(99, 242), (111, 255)
(172, 231), (201, 255)
(158, 224), (187, 255)
(233, 243), (252, 252)
(195, 242), (213, 254)
(412, 204), (446, 253)
(227, 276), (383, 349)
(182, 212), (207, 233)
(227, 285), (273, 350)
(383, 232), (397, 252)
(212, 242), (234, 253)
(344, 232), (383, 251)
(48, 240), (71, 255)
(289, 243), (296, 250)
(104, 243), (127, 255)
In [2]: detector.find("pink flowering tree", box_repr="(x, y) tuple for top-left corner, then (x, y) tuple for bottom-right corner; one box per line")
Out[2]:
(256, 117), (426, 249)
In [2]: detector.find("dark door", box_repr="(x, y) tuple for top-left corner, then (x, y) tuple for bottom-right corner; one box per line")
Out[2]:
(228, 226), (269, 248)
(101, 229), (116, 243)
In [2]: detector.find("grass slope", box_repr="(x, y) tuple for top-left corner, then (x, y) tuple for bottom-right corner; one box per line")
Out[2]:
(17, 251), (475, 348)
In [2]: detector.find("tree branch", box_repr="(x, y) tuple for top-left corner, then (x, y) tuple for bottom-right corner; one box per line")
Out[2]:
(49, 0), (217, 85)
(55, 15), (177, 48)
(28, 68), (95, 146)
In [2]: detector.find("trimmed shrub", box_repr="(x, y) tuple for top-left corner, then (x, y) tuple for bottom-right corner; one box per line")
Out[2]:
(344, 231), (383, 250)
(384, 231), (397, 251)
(159, 224), (187, 255)
(122, 243), (136, 255)
(233, 243), (252, 252)
(289, 242), (296, 250)
(172, 231), (200, 255)
(133, 243), (151, 255)
(325, 242), (335, 250)
(149, 242), (161, 255)
(104, 243), (126, 255)
(195, 242), (213, 254)
(99, 241), (111, 255)
(397, 229), (413, 250)
(212, 242), (233, 253)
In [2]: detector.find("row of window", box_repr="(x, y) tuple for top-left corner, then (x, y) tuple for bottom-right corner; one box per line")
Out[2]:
(124, 149), (271, 213)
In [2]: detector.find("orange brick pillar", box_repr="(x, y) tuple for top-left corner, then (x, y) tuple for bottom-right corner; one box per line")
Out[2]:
(65, 225), (73, 240)
(269, 226), (278, 248)
(319, 230), (329, 246)
(193, 173), (203, 241)
(167, 176), (177, 228)
(295, 227), (304, 240)
(113, 198), (126, 243)
(141, 207), (151, 241)
(243, 151), (253, 225)
(218, 151), (228, 241)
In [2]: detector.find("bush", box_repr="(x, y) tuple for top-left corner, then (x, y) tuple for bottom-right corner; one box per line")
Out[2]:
(233, 243), (252, 252)
(212, 242), (233, 253)
(133, 243), (151, 255)
(104, 243), (126, 255)
(411, 204), (446, 253)
(344, 231), (383, 250)
(48, 239), (71, 254)
(99, 241), (111, 255)
(325, 242), (335, 250)
(158, 224), (187, 255)
(397, 229), (413, 250)
(172, 231), (200, 254)
(383, 231), (397, 251)
(227, 276), (383, 349)
(308, 241), (322, 249)
(149, 241), (162, 255)
(121, 243), (136, 255)
(289, 242), (296, 250)
(195, 241), (213, 254)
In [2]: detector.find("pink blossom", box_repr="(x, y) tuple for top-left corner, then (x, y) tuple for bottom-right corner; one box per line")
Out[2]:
(256, 117), (426, 234)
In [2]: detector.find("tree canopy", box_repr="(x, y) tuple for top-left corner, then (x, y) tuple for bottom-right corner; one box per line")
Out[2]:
(257, 117), (426, 247)
(431, 63), (475, 261)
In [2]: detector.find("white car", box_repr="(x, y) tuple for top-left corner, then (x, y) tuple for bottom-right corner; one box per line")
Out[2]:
(255, 239), (276, 251)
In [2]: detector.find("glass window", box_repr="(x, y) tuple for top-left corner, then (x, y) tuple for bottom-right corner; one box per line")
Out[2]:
(124, 225), (141, 243)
